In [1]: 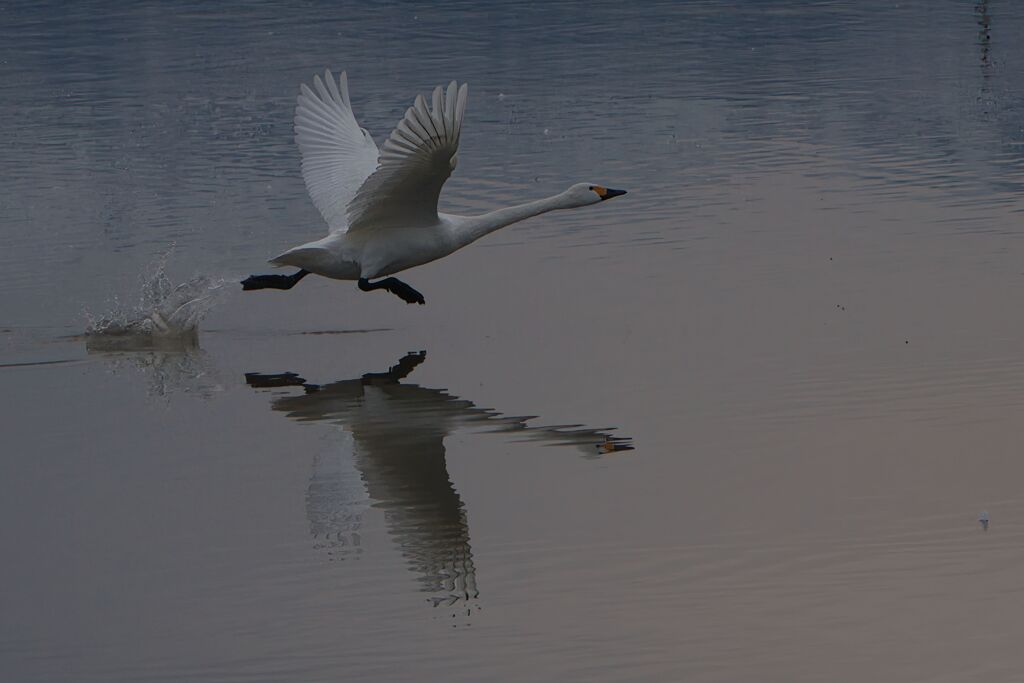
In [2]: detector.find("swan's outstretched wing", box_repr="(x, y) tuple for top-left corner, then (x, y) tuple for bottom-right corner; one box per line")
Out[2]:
(294, 70), (380, 234)
(346, 81), (468, 234)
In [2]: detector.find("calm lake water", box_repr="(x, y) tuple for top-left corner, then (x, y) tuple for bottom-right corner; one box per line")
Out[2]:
(3, 1), (1024, 680)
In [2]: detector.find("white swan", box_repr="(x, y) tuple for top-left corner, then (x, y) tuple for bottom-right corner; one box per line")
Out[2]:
(242, 70), (626, 304)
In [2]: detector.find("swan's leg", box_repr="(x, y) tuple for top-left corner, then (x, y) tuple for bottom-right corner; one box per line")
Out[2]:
(241, 269), (310, 291)
(357, 277), (426, 305)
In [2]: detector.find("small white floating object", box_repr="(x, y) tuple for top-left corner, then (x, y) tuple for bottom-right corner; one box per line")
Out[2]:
(979, 510), (990, 530)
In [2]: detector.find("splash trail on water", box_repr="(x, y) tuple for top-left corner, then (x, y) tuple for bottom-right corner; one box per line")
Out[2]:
(85, 248), (226, 349)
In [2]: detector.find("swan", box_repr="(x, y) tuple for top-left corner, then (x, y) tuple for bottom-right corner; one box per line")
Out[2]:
(241, 70), (626, 304)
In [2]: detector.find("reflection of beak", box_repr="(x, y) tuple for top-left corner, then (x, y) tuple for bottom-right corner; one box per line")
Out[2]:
(599, 187), (627, 201)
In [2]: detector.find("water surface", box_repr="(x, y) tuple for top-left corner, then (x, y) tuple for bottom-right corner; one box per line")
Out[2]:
(3, 1), (1024, 681)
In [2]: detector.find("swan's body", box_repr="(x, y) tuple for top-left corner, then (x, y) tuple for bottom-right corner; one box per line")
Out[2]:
(242, 70), (626, 304)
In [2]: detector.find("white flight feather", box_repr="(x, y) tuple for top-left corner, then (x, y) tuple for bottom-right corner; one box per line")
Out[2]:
(345, 81), (469, 233)
(294, 69), (379, 234)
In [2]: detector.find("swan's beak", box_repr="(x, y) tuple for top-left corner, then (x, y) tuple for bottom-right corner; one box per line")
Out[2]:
(597, 187), (627, 201)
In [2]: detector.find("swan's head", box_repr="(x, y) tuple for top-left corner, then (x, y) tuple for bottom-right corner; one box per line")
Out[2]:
(562, 182), (627, 208)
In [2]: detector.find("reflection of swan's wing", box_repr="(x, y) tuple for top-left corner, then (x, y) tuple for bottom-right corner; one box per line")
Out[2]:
(306, 431), (369, 559)
(295, 70), (380, 235)
(265, 378), (479, 604)
(349, 386), (477, 602)
(346, 81), (468, 233)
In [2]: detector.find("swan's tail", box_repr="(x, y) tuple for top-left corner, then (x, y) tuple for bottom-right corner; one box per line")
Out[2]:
(267, 239), (358, 279)
(268, 234), (337, 269)
(269, 246), (323, 269)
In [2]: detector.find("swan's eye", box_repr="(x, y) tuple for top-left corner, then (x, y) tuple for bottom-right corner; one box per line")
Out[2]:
(591, 185), (608, 198)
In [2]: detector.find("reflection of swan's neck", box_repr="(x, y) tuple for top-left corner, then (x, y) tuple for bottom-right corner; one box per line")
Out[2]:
(456, 192), (569, 246)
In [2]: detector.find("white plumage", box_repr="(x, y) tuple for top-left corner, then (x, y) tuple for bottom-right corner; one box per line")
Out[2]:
(242, 69), (626, 304)
(294, 71), (379, 234)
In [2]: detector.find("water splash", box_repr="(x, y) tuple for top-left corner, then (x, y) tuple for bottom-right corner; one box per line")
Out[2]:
(85, 247), (225, 349)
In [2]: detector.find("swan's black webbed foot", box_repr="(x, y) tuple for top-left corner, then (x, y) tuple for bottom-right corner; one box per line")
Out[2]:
(387, 280), (426, 305)
(241, 269), (310, 291)
(357, 277), (426, 305)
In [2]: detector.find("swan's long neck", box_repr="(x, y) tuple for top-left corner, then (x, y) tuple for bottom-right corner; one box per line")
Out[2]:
(455, 192), (569, 246)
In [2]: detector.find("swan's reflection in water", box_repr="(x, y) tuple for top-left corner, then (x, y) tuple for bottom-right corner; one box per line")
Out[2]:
(246, 351), (631, 609)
